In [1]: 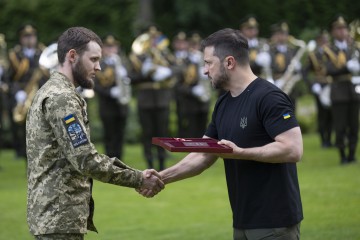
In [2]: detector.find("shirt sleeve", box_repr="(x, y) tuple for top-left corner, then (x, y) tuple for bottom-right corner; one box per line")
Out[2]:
(259, 90), (299, 139)
(43, 93), (143, 189)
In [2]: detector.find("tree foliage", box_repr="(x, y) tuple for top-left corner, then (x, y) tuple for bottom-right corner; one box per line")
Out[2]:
(0, 0), (360, 51)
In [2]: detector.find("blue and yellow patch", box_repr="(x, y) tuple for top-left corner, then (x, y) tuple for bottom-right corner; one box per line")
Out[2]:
(63, 114), (89, 148)
(283, 113), (291, 119)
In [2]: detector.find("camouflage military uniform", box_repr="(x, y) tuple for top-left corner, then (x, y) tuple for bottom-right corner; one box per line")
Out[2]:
(26, 71), (143, 236)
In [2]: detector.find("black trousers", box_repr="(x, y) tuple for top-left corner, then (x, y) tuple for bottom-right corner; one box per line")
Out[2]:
(99, 111), (127, 160)
(315, 96), (333, 146)
(138, 107), (169, 170)
(331, 101), (359, 159)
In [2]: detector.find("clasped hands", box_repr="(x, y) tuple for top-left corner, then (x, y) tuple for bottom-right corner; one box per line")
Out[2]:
(136, 169), (165, 198)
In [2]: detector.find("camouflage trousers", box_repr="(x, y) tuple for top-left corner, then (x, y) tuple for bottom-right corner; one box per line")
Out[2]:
(35, 233), (84, 240)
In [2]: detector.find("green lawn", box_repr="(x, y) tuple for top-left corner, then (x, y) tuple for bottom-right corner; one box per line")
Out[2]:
(0, 133), (359, 240)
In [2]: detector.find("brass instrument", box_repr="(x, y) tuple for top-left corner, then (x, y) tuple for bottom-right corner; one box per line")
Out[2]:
(350, 19), (360, 94)
(13, 69), (43, 123)
(275, 36), (307, 95)
(259, 42), (274, 83)
(13, 43), (59, 123)
(130, 28), (176, 88)
(112, 54), (132, 105)
(350, 19), (360, 48)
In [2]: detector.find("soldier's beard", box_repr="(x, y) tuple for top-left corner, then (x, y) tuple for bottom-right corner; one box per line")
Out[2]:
(212, 64), (229, 90)
(72, 58), (94, 89)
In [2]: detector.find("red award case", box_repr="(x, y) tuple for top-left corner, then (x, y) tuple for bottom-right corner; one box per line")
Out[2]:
(152, 137), (233, 153)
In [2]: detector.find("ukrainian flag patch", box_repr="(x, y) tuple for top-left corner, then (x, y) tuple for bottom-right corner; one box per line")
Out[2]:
(63, 114), (89, 148)
(64, 114), (76, 124)
(283, 113), (291, 119)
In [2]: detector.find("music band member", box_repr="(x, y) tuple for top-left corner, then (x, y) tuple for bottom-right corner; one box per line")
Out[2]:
(325, 16), (360, 164)
(7, 24), (46, 159)
(94, 34), (131, 159)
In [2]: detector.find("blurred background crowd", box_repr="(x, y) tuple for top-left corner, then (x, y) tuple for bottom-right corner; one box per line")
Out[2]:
(0, 0), (360, 170)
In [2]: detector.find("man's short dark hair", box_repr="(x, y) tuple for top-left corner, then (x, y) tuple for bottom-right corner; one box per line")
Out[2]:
(57, 27), (103, 64)
(201, 28), (249, 65)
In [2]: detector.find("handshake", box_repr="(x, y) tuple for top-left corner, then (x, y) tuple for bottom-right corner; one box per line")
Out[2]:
(136, 169), (165, 198)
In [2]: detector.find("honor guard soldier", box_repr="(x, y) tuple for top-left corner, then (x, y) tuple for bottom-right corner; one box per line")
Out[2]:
(302, 31), (333, 148)
(7, 24), (46, 159)
(324, 16), (360, 164)
(173, 32), (211, 138)
(239, 15), (272, 82)
(270, 22), (305, 107)
(0, 33), (9, 153)
(129, 26), (176, 170)
(94, 34), (131, 159)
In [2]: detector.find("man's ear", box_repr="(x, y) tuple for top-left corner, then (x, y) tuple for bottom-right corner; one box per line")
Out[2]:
(225, 56), (235, 69)
(68, 49), (77, 63)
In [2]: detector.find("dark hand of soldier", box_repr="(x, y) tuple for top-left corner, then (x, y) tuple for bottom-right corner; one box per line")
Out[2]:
(137, 169), (165, 198)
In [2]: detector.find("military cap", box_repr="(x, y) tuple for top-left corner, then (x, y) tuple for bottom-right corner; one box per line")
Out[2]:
(240, 15), (259, 29)
(103, 34), (119, 46)
(331, 15), (348, 29)
(173, 31), (187, 41)
(18, 24), (37, 37)
(271, 21), (289, 34)
(189, 32), (201, 44)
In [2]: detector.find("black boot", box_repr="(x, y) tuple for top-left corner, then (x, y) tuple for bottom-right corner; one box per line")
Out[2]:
(348, 147), (357, 163)
(339, 148), (348, 165)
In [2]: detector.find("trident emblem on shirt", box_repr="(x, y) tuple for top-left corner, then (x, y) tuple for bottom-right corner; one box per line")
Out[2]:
(240, 117), (247, 129)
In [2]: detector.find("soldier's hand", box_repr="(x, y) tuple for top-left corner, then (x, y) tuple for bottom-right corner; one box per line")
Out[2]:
(137, 169), (165, 198)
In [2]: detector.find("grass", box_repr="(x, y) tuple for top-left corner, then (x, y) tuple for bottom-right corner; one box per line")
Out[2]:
(0, 133), (359, 240)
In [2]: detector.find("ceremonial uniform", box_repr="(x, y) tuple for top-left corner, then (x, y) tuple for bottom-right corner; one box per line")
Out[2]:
(26, 71), (142, 236)
(7, 24), (46, 158)
(130, 27), (175, 170)
(240, 16), (271, 78)
(303, 31), (333, 148)
(325, 16), (360, 163)
(173, 33), (210, 138)
(94, 35), (130, 159)
(269, 22), (302, 106)
(0, 33), (8, 150)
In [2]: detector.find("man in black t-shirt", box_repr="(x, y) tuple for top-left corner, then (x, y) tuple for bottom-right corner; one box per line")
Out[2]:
(139, 28), (303, 240)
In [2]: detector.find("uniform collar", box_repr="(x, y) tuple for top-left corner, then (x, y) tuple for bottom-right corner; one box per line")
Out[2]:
(51, 71), (76, 90)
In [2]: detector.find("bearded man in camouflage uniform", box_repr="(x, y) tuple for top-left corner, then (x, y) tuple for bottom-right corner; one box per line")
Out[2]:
(26, 27), (164, 240)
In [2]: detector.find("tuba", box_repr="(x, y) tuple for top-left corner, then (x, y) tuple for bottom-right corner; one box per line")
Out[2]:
(275, 36), (307, 95)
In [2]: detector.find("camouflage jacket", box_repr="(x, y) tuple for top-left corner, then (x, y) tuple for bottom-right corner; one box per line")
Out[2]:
(26, 71), (143, 235)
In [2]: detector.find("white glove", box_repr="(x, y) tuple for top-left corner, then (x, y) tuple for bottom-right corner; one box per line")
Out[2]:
(347, 59), (360, 74)
(192, 84), (206, 97)
(311, 83), (322, 95)
(110, 86), (120, 98)
(116, 65), (128, 79)
(189, 52), (202, 64)
(153, 66), (172, 82)
(294, 60), (302, 72)
(15, 90), (27, 103)
(141, 58), (154, 76)
(255, 52), (271, 67)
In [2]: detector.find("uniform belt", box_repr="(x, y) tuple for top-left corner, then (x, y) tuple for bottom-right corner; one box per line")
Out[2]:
(137, 78), (176, 90)
(333, 74), (352, 82)
(314, 75), (332, 84)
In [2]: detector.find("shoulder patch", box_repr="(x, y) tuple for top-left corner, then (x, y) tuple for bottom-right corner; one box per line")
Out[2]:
(63, 114), (89, 148)
(283, 113), (291, 119)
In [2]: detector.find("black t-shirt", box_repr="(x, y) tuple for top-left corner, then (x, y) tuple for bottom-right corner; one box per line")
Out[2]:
(205, 78), (303, 229)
